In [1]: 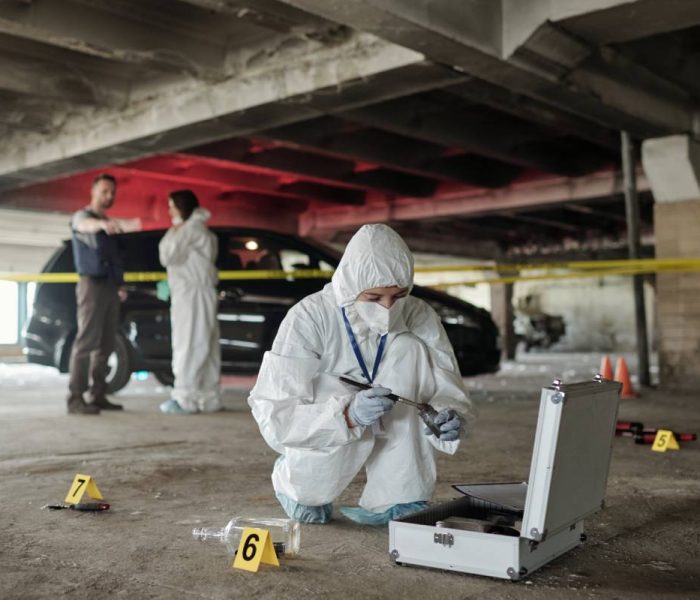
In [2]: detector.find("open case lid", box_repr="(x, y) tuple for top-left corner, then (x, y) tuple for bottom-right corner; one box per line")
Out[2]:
(521, 377), (621, 542)
(452, 482), (527, 512)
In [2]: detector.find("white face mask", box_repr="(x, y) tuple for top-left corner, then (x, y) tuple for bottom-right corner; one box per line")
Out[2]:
(354, 297), (406, 334)
(171, 215), (183, 226)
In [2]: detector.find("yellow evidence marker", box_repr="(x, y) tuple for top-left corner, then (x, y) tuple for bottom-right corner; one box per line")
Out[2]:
(651, 430), (680, 453)
(65, 474), (104, 504)
(232, 528), (280, 572)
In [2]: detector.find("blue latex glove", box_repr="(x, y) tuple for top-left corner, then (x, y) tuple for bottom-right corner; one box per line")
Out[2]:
(347, 386), (393, 427)
(424, 408), (461, 441)
(276, 492), (333, 524)
(339, 502), (428, 526)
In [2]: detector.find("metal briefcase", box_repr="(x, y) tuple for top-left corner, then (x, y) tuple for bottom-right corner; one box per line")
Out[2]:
(389, 377), (621, 581)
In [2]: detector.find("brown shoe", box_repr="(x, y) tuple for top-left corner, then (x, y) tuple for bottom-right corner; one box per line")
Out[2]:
(67, 396), (101, 415)
(92, 397), (123, 411)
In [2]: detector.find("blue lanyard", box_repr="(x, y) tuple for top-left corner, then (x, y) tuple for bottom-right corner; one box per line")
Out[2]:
(341, 307), (387, 383)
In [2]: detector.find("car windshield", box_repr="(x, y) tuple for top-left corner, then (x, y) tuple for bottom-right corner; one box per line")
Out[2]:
(296, 237), (342, 265)
(220, 235), (337, 272)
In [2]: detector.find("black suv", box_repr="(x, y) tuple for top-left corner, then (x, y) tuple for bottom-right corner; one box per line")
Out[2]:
(24, 228), (500, 392)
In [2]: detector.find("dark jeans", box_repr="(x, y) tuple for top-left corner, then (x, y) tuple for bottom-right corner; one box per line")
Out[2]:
(68, 277), (120, 400)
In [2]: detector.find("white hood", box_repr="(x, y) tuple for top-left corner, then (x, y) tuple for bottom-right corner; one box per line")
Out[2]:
(188, 207), (211, 223)
(331, 224), (414, 307)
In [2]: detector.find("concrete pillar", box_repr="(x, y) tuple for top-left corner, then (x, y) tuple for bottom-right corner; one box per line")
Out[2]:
(642, 135), (700, 391)
(490, 280), (516, 360)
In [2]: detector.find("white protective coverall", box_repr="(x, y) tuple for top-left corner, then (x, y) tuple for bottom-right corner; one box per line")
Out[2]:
(248, 224), (472, 512)
(158, 208), (221, 412)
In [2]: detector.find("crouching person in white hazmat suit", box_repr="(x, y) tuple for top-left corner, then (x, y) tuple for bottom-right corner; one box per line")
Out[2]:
(248, 224), (473, 525)
(158, 189), (221, 414)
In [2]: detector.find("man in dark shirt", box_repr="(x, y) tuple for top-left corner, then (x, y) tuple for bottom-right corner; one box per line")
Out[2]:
(67, 174), (127, 414)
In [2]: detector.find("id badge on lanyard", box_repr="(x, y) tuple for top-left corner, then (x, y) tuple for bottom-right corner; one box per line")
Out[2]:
(342, 307), (388, 435)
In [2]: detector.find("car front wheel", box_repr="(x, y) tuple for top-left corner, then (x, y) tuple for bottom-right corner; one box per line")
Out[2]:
(106, 333), (133, 394)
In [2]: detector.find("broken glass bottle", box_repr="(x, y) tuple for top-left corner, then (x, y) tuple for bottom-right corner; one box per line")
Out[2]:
(192, 516), (300, 557)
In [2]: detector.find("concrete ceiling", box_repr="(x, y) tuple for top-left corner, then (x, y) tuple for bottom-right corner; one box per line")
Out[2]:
(0, 0), (698, 260)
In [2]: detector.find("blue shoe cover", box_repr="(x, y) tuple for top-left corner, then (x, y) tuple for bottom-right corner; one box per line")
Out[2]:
(276, 492), (333, 524)
(339, 501), (428, 526)
(159, 399), (193, 414)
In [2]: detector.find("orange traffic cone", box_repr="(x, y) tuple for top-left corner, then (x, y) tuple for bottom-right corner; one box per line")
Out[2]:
(614, 357), (638, 399)
(600, 355), (614, 380)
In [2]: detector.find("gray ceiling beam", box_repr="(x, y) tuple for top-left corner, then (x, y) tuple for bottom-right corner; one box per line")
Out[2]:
(421, 154), (523, 189)
(258, 119), (521, 188)
(446, 155), (521, 188)
(175, 0), (332, 32)
(0, 31), (145, 83)
(0, 49), (128, 107)
(502, 0), (642, 56)
(116, 157), (365, 206)
(553, 0), (700, 46)
(122, 153), (282, 192)
(340, 97), (584, 176)
(261, 119), (441, 168)
(0, 35), (427, 191)
(514, 22), (696, 134)
(0, 90), (72, 133)
(299, 62), (462, 114)
(443, 78), (619, 151)
(189, 142), (437, 197)
(349, 168), (436, 198)
(243, 147), (354, 180)
(299, 168), (649, 239)
(135, 151), (371, 203)
(281, 0), (698, 137)
(282, 0), (503, 56)
(277, 181), (364, 205)
(70, 0), (239, 45)
(0, 0), (226, 74)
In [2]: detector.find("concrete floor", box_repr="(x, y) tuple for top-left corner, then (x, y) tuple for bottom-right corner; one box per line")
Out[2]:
(1, 354), (698, 599)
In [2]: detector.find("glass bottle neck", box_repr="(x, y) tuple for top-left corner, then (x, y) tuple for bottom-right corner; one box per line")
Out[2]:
(192, 527), (224, 541)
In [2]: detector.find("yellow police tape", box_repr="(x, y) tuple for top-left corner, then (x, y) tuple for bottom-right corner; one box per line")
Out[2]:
(0, 269), (334, 284)
(415, 257), (700, 274)
(2, 258), (700, 287)
(429, 263), (700, 290)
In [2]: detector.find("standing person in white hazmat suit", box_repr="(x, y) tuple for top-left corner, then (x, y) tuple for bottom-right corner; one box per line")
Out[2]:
(248, 224), (472, 525)
(158, 189), (221, 414)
